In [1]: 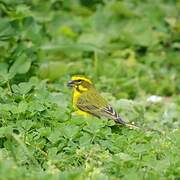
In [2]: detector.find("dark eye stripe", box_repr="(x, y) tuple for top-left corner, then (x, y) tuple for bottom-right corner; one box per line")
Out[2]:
(76, 80), (82, 83)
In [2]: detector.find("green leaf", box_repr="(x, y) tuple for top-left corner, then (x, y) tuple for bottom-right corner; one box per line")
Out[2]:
(41, 43), (104, 53)
(115, 152), (133, 162)
(20, 120), (34, 130)
(0, 126), (13, 137)
(12, 82), (33, 95)
(79, 133), (92, 146)
(63, 125), (80, 139)
(9, 53), (31, 77)
(18, 101), (28, 113)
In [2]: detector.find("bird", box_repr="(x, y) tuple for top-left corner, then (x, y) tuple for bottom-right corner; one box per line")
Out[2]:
(67, 75), (139, 129)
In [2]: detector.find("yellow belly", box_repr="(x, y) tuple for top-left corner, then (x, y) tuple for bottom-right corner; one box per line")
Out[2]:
(72, 89), (90, 117)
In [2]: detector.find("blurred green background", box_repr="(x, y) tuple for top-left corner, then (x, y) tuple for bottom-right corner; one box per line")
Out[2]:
(0, 0), (179, 179)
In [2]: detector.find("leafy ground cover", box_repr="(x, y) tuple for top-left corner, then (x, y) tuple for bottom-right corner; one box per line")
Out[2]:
(0, 0), (179, 179)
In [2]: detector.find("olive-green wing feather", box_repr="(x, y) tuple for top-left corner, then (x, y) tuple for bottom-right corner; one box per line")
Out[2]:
(77, 90), (127, 125)
(76, 90), (107, 117)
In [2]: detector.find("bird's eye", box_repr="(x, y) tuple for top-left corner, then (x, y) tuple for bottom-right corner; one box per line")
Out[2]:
(76, 79), (82, 83)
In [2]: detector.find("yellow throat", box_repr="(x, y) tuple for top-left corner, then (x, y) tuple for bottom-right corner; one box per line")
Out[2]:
(71, 75), (92, 117)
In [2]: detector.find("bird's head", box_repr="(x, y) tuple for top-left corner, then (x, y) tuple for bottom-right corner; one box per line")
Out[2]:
(67, 75), (93, 92)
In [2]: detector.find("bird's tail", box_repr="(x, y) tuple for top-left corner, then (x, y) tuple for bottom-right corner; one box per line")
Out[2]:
(103, 105), (140, 129)
(116, 117), (140, 129)
(115, 116), (127, 125)
(125, 123), (140, 129)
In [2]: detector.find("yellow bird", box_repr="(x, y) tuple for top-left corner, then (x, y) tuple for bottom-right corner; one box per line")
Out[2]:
(68, 75), (139, 129)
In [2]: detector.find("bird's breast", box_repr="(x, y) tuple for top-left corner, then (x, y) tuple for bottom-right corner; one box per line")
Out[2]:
(72, 89), (89, 117)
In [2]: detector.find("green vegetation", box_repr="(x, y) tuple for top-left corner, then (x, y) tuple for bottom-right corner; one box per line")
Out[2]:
(0, 0), (179, 179)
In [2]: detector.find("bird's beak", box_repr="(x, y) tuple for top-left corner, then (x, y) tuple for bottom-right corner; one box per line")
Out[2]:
(67, 80), (75, 87)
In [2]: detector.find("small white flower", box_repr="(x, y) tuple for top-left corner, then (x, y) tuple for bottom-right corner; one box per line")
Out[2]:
(147, 95), (162, 103)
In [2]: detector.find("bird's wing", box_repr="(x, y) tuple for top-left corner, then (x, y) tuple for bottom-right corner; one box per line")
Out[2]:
(76, 90), (106, 118)
(77, 90), (127, 125)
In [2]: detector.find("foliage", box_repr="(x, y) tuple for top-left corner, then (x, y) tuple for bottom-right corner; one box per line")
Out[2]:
(0, 0), (179, 179)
